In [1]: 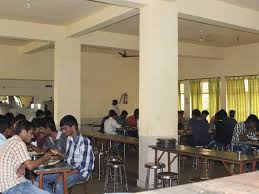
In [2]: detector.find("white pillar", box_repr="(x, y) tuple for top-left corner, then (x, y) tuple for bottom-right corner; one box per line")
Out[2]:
(54, 38), (81, 125)
(138, 0), (178, 188)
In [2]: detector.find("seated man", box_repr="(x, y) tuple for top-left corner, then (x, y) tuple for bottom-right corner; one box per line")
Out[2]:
(29, 118), (66, 154)
(188, 109), (213, 147)
(214, 109), (235, 147)
(100, 110), (116, 133)
(0, 118), (13, 149)
(40, 115), (94, 194)
(232, 114), (258, 154)
(0, 120), (51, 194)
(41, 118), (67, 153)
(104, 111), (121, 135)
(117, 110), (128, 126)
(126, 109), (139, 128)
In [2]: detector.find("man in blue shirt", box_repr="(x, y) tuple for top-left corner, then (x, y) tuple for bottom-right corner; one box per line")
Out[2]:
(40, 115), (94, 194)
(0, 118), (13, 149)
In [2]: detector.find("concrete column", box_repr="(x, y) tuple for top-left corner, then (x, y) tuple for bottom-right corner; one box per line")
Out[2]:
(54, 38), (81, 125)
(138, 0), (178, 188)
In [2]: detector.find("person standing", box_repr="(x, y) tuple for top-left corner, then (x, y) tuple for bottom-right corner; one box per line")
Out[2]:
(111, 99), (120, 115)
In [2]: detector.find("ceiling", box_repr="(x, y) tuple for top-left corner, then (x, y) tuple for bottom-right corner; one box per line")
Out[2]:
(1, 0), (259, 47)
(0, 0), (108, 25)
(218, 0), (259, 12)
(101, 15), (259, 47)
(0, 38), (29, 46)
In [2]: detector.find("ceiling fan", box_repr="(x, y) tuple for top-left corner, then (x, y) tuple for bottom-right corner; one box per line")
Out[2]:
(118, 50), (139, 58)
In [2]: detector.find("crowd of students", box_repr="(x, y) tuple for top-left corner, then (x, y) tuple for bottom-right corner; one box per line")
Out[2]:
(178, 109), (259, 153)
(100, 100), (139, 137)
(0, 111), (94, 194)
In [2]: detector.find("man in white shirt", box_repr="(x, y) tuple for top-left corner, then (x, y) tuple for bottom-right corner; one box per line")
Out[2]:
(0, 118), (13, 149)
(111, 99), (120, 115)
(104, 111), (121, 135)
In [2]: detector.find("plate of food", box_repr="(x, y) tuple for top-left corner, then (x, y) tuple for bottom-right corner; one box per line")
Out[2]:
(46, 159), (60, 166)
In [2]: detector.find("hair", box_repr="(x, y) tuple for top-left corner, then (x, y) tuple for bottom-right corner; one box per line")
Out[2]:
(192, 109), (201, 117)
(229, 110), (235, 114)
(202, 110), (209, 116)
(36, 110), (45, 118)
(4, 112), (14, 122)
(121, 110), (128, 116)
(108, 109), (116, 117)
(245, 114), (258, 124)
(0, 118), (12, 134)
(60, 115), (78, 130)
(45, 110), (52, 118)
(112, 99), (118, 106)
(31, 118), (41, 129)
(229, 110), (236, 118)
(40, 117), (56, 132)
(217, 109), (228, 120)
(109, 110), (117, 117)
(14, 120), (33, 135)
(134, 109), (139, 116)
(178, 110), (184, 114)
(14, 114), (26, 124)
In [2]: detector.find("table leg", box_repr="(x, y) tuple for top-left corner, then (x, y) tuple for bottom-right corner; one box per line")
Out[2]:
(39, 174), (43, 189)
(63, 172), (68, 194)
(239, 164), (244, 173)
(124, 129), (126, 160)
(155, 150), (158, 164)
(252, 161), (256, 171)
(168, 152), (171, 172)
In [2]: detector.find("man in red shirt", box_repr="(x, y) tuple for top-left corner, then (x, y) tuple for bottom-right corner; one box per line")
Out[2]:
(126, 109), (139, 128)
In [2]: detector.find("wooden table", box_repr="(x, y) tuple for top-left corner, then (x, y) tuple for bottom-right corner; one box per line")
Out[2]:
(133, 171), (259, 194)
(149, 145), (259, 175)
(81, 129), (139, 145)
(81, 129), (138, 160)
(34, 162), (74, 194)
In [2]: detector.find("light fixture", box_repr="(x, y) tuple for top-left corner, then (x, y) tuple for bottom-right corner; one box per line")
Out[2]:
(27, 0), (31, 8)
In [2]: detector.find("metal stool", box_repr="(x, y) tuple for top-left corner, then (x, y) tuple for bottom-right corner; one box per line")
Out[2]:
(157, 172), (179, 187)
(144, 162), (166, 190)
(104, 161), (128, 193)
(98, 150), (109, 180)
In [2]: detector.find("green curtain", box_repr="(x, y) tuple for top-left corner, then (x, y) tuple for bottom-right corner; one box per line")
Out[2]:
(226, 78), (247, 122)
(248, 77), (259, 116)
(190, 80), (202, 111)
(209, 78), (220, 118)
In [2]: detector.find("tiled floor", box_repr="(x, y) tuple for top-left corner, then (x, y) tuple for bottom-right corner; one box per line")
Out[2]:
(70, 149), (235, 194)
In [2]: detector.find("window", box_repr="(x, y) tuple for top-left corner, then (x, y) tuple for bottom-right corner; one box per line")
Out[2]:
(180, 82), (184, 111)
(201, 81), (209, 111)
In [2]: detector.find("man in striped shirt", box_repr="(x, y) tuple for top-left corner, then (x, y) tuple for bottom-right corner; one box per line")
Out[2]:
(40, 115), (94, 194)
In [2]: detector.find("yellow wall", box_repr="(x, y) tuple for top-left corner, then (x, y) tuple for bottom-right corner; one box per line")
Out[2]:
(0, 45), (53, 80)
(1, 42), (259, 119)
(81, 51), (139, 118)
